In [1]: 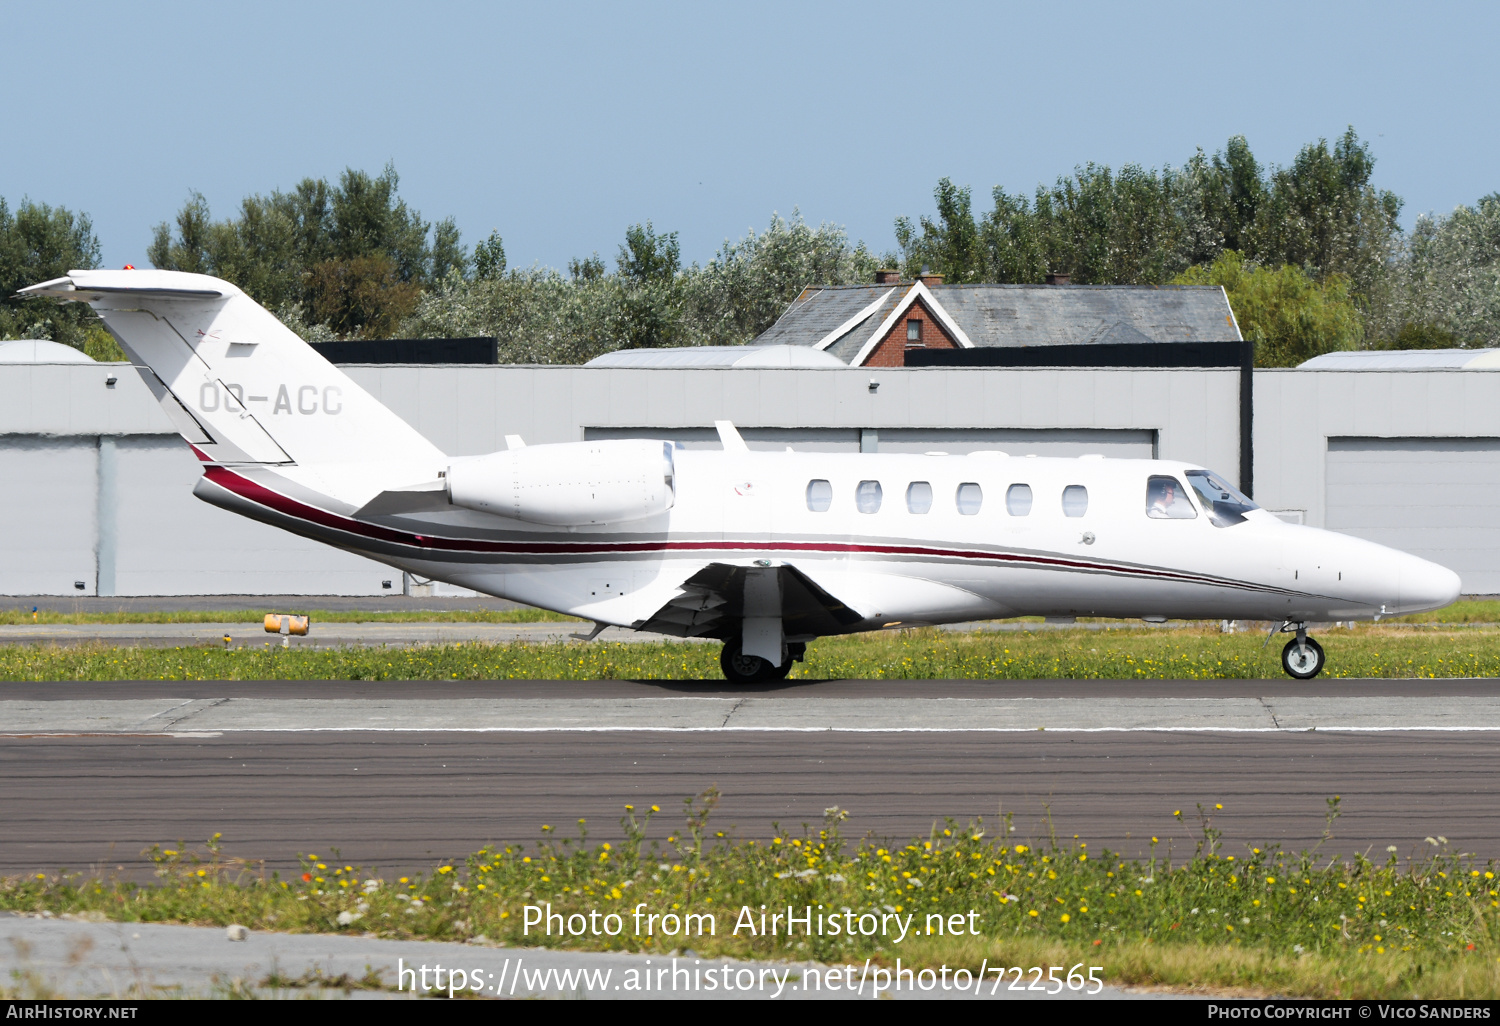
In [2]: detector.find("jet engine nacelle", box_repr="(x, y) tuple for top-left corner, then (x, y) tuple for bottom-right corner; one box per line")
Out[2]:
(446, 439), (675, 526)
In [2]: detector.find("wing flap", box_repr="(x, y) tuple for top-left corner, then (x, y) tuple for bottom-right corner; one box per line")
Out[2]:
(634, 562), (866, 639)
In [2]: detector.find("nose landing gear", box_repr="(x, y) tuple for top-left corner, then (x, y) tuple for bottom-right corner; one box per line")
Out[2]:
(1280, 623), (1325, 680)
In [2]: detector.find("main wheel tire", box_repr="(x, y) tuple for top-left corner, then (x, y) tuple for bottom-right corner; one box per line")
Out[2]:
(719, 638), (792, 684)
(1281, 636), (1326, 680)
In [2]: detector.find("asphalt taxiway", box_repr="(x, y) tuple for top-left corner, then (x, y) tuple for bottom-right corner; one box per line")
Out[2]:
(3, 678), (1498, 876)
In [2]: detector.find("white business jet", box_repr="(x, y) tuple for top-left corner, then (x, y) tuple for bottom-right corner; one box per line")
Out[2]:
(22, 270), (1461, 682)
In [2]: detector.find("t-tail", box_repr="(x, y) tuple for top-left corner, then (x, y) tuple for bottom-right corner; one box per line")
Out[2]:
(20, 270), (446, 504)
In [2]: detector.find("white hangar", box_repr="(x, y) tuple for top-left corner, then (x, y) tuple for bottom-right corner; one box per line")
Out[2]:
(3, 335), (1500, 597)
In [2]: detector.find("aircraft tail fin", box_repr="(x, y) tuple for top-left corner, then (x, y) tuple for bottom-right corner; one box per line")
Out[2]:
(20, 270), (445, 475)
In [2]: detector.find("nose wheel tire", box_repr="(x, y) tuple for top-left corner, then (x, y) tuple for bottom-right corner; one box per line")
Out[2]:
(1281, 636), (1326, 680)
(720, 638), (793, 684)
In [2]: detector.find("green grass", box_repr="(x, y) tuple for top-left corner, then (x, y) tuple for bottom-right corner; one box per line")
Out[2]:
(1392, 599), (1500, 623)
(0, 623), (1498, 680)
(2, 598), (1493, 628)
(4, 799), (1498, 998)
(0, 607), (580, 626)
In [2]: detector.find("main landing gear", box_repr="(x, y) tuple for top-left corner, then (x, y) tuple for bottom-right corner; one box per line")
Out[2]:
(1280, 622), (1326, 680)
(719, 638), (805, 685)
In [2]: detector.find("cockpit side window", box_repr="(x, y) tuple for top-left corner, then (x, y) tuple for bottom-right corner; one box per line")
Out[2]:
(1145, 476), (1196, 520)
(1185, 469), (1258, 528)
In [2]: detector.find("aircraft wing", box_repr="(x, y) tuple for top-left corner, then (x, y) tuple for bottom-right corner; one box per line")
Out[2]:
(633, 562), (866, 640)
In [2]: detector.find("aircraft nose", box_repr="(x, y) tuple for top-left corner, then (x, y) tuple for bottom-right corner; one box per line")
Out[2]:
(1399, 556), (1462, 614)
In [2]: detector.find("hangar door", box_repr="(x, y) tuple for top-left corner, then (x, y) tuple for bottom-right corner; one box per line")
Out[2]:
(1326, 437), (1500, 594)
(112, 436), (399, 596)
(586, 426), (1155, 457)
(0, 437), (98, 595)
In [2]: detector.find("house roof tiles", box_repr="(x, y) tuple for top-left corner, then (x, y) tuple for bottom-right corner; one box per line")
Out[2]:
(752, 282), (1241, 365)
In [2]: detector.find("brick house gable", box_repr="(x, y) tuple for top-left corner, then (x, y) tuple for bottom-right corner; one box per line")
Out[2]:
(861, 296), (959, 367)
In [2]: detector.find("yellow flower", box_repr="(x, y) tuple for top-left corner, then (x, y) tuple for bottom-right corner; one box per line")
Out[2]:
(1060, 914), (1071, 923)
(1028, 910), (1039, 918)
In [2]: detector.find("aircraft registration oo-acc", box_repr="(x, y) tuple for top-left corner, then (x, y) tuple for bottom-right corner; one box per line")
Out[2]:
(22, 270), (1462, 682)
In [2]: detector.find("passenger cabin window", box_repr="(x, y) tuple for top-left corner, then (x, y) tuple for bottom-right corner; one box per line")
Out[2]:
(856, 480), (883, 513)
(1145, 476), (1196, 519)
(806, 479), (832, 512)
(906, 481), (933, 514)
(1185, 469), (1258, 528)
(1062, 485), (1088, 518)
(1006, 483), (1033, 516)
(956, 482), (983, 515)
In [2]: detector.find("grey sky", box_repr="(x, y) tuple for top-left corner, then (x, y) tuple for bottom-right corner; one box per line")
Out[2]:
(4, 0), (1496, 272)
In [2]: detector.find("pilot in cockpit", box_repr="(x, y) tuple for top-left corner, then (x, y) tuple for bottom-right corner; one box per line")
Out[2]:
(1146, 477), (1193, 519)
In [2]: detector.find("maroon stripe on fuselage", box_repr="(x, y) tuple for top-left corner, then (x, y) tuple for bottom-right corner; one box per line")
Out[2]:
(201, 464), (1277, 593)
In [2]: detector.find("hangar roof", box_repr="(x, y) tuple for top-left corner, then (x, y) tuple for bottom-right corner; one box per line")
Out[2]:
(754, 282), (1242, 365)
(1298, 349), (1500, 370)
(0, 339), (95, 363)
(585, 344), (846, 369)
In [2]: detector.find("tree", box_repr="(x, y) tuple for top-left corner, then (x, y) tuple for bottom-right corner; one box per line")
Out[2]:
(684, 210), (881, 343)
(0, 197), (103, 350)
(617, 222), (680, 282)
(895, 178), (981, 283)
(1371, 193), (1500, 348)
(473, 230), (507, 280)
(1176, 135), (1265, 265)
(896, 129), (1403, 296)
(399, 211), (881, 363)
(1246, 128), (1402, 297)
(149, 164), (463, 338)
(1174, 251), (1362, 367)
(307, 255), (422, 339)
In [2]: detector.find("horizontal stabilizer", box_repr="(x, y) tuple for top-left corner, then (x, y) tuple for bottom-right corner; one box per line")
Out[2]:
(20, 273), (225, 300)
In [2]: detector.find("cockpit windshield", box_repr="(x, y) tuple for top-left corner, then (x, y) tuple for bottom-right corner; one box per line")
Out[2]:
(1185, 469), (1258, 527)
